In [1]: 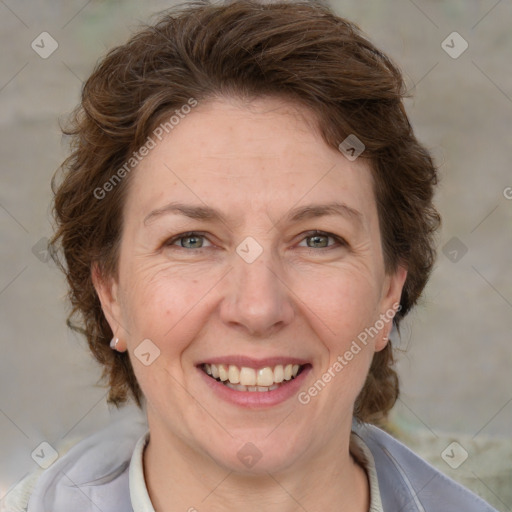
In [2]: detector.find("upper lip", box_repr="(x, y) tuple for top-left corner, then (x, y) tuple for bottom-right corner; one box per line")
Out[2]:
(198, 356), (311, 368)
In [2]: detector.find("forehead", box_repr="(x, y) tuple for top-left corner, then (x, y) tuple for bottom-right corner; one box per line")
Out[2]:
(126, 97), (376, 224)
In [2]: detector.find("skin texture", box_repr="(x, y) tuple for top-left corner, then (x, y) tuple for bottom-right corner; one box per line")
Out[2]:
(93, 96), (407, 512)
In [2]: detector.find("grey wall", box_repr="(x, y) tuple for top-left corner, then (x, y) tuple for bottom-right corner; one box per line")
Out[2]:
(1, 0), (511, 509)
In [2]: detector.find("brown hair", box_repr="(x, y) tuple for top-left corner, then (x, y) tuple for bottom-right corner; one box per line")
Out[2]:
(49, 0), (440, 424)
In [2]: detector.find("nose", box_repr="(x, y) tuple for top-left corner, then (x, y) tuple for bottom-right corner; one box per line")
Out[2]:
(219, 248), (295, 338)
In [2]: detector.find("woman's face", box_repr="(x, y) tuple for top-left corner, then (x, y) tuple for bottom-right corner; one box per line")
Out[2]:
(95, 96), (406, 473)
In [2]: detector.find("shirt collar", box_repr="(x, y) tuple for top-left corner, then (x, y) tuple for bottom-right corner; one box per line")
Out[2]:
(349, 430), (385, 512)
(129, 429), (154, 512)
(129, 429), (384, 512)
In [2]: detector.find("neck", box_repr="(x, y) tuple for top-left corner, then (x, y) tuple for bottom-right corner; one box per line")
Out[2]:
(143, 424), (369, 512)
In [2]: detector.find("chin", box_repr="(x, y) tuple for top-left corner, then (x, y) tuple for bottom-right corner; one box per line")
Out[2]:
(200, 428), (307, 476)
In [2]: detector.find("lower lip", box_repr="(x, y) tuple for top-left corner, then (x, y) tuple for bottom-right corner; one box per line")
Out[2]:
(198, 365), (312, 408)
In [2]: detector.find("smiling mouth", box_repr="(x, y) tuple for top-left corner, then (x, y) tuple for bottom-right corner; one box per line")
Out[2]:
(200, 363), (308, 392)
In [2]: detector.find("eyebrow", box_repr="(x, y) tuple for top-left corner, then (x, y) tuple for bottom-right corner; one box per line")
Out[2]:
(143, 200), (362, 227)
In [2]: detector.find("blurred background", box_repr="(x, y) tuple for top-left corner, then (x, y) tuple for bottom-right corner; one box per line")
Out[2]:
(1, 0), (511, 509)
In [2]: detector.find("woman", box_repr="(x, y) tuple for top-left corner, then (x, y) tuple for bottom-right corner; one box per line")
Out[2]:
(9, 0), (498, 510)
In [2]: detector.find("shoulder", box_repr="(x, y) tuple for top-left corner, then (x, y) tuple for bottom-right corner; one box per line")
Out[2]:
(6, 409), (148, 512)
(353, 422), (498, 512)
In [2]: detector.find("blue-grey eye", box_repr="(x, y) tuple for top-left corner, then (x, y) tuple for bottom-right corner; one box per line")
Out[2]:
(306, 233), (331, 248)
(299, 231), (345, 249)
(166, 232), (212, 249)
(179, 234), (205, 248)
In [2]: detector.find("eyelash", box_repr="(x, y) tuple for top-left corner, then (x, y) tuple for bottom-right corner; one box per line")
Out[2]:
(164, 230), (347, 252)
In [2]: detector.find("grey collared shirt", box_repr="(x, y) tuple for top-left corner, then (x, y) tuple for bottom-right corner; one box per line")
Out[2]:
(14, 414), (497, 512)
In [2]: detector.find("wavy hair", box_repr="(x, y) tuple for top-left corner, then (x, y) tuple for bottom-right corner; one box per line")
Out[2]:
(49, 0), (440, 425)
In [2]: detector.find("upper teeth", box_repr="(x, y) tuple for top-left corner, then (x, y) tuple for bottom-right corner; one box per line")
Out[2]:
(204, 363), (301, 386)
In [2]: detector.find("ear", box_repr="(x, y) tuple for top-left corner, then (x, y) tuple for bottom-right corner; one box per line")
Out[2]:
(91, 262), (125, 344)
(374, 264), (408, 352)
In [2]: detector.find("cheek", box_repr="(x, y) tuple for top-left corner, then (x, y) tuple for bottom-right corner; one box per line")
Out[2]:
(301, 266), (381, 338)
(119, 260), (219, 349)
(302, 276), (379, 407)
(299, 266), (382, 391)
(120, 268), (213, 406)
